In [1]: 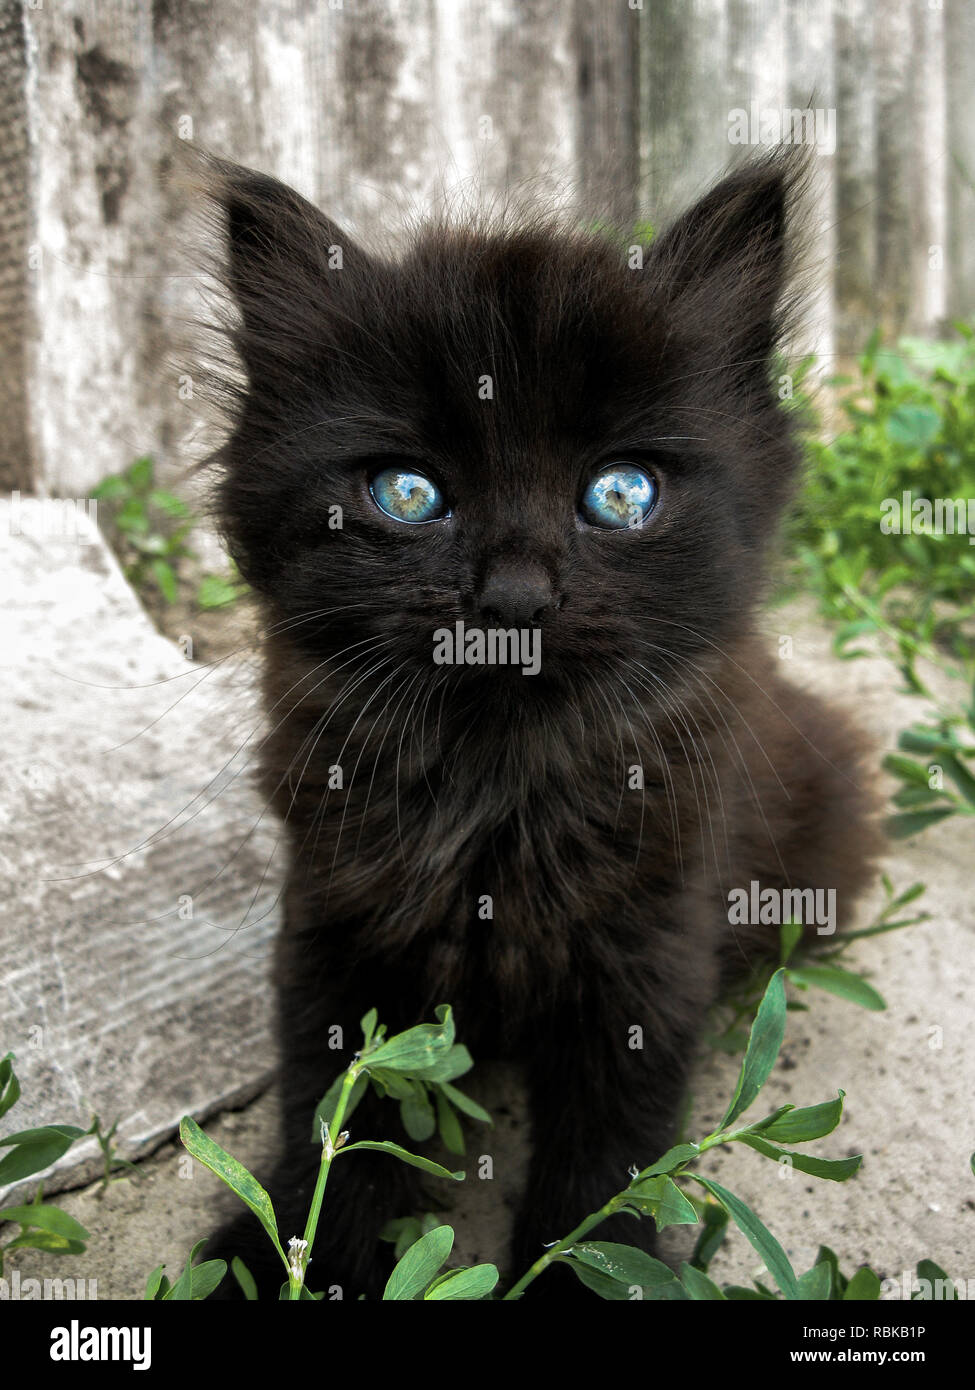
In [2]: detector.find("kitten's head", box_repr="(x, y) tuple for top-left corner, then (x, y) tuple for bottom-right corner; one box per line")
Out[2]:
(204, 153), (805, 707)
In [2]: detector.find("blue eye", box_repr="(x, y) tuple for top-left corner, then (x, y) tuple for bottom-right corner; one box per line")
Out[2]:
(369, 468), (447, 524)
(581, 464), (657, 529)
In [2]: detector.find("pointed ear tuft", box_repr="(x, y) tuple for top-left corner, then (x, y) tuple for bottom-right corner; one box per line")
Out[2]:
(194, 155), (373, 379)
(650, 151), (807, 346)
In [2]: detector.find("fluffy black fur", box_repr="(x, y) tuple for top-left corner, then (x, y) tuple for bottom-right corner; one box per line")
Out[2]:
(197, 152), (882, 1298)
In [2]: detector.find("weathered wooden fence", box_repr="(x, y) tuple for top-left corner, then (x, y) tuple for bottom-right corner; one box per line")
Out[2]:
(2, 0), (974, 495)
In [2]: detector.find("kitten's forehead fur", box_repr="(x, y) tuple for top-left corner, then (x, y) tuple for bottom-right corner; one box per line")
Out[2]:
(192, 149), (809, 680)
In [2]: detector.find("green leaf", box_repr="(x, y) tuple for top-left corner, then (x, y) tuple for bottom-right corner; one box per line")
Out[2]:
(4, 1230), (86, 1256)
(943, 753), (975, 805)
(413, 1044), (475, 1084)
(399, 1087), (437, 1143)
(129, 532), (169, 555)
(115, 499), (150, 533)
(680, 1261), (727, 1300)
(798, 1262), (833, 1300)
(562, 1259), (640, 1299)
(889, 881), (927, 909)
(150, 558), (177, 603)
(311, 1072), (368, 1141)
(367, 1068), (416, 1102)
(231, 1257), (258, 1301)
(0, 1055), (20, 1121)
(435, 1090), (465, 1156)
(380, 1216), (439, 1261)
(760, 1092), (846, 1143)
(690, 1201), (729, 1271)
(0, 1203), (89, 1242)
(337, 1140), (463, 1182)
(424, 1263), (499, 1300)
(898, 727), (957, 754)
(788, 964), (886, 1011)
(916, 1259), (957, 1299)
(90, 474), (128, 501)
(439, 1080), (491, 1125)
(364, 1004), (455, 1073)
(720, 968), (787, 1128)
(567, 1241), (675, 1289)
(126, 456), (154, 490)
(197, 574), (243, 609)
(149, 489), (190, 518)
(643, 1279), (692, 1300)
(624, 1175), (699, 1228)
(0, 1126), (87, 1184)
(745, 1104), (796, 1134)
(636, 1142), (700, 1179)
(0, 1123), (88, 1147)
(843, 1266), (882, 1301)
(359, 1008), (379, 1050)
(780, 919), (802, 964)
(694, 1177), (799, 1300)
(737, 1133), (862, 1181)
(885, 404), (940, 450)
(885, 807), (956, 839)
(815, 1245), (847, 1298)
(178, 1117), (287, 1270)
(144, 1265), (166, 1300)
(883, 754), (936, 786)
(383, 1225), (454, 1300)
(188, 1259), (227, 1300)
(164, 1238), (208, 1301)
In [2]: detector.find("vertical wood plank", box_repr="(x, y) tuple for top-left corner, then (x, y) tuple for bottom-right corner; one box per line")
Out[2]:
(9, 0), (975, 494)
(833, 0), (876, 357)
(946, 0), (975, 320)
(641, 0), (730, 220)
(0, 0), (32, 489)
(786, 0), (836, 367)
(571, 0), (640, 226)
(873, 0), (916, 337)
(910, 0), (947, 335)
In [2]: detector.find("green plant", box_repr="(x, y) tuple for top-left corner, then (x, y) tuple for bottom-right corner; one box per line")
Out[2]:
(786, 325), (975, 663)
(90, 1113), (142, 1193)
(91, 455), (248, 610)
(91, 456), (194, 604)
(883, 692), (975, 838)
(707, 879), (930, 1054)
(178, 1005), (498, 1300)
(0, 1053), (91, 1276)
(196, 566), (247, 610)
(782, 326), (975, 842)
(171, 958), (960, 1301)
(144, 1239), (227, 1301)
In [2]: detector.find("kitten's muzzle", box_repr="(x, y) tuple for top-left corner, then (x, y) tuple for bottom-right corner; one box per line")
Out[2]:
(476, 559), (559, 627)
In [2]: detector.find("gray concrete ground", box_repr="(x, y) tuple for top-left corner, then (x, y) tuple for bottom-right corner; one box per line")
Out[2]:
(2, 505), (972, 1300)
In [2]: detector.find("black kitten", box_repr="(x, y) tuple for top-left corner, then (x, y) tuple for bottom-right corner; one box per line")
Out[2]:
(199, 152), (880, 1298)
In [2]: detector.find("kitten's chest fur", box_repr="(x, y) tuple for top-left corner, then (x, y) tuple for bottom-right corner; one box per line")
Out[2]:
(254, 621), (781, 1043)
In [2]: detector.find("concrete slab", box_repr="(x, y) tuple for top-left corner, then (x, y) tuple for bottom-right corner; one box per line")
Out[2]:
(0, 499), (281, 1206)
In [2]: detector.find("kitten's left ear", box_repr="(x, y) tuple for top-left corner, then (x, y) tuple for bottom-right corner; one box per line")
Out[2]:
(649, 153), (803, 341)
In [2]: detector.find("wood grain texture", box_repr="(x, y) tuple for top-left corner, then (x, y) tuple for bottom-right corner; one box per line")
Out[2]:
(5, 0), (970, 491)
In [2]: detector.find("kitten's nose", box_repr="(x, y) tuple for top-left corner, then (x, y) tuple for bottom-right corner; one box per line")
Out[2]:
(477, 561), (555, 626)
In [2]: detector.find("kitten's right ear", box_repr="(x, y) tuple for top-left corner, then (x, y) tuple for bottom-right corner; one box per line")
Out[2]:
(647, 151), (806, 354)
(197, 155), (372, 375)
